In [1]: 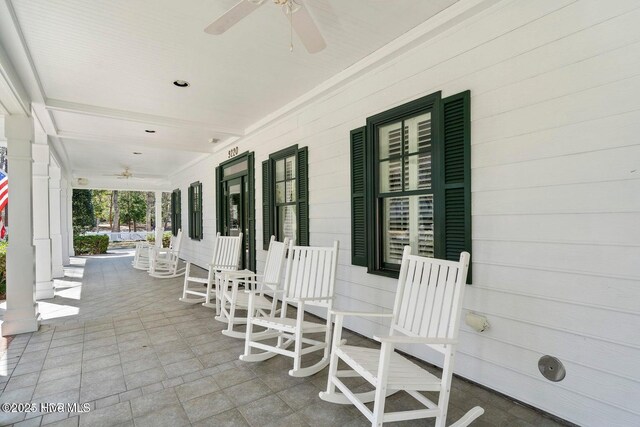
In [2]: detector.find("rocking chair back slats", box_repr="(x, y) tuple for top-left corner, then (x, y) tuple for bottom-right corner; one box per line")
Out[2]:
(285, 242), (338, 307)
(263, 237), (287, 284)
(392, 249), (470, 351)
(211, 233), (243, 271)
(148, 229), (185, 278)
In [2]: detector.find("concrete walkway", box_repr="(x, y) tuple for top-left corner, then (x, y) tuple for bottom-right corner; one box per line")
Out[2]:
(0, 250), (569, 426)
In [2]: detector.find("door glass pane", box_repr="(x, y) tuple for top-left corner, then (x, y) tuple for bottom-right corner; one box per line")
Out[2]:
(278, 205), (297, 242)
(380, 159), (402, 193)
(404, 113), (431, 154)
(383, 195), (434, 264)
(404, 153), (432, 190)
(378, 121), (402, 159)
(276, 159), (285, 181)
(285, 155), (296, 179)
(228, 181), (242, 236)
(276, 182), (285, 203)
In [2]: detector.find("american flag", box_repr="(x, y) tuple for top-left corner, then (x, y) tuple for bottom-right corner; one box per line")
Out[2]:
(0, 169), (7, 212)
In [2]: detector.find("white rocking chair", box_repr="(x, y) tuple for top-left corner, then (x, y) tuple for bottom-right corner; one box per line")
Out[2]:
(148, 229), (185, 278)
(215, 236), (289, 338)
(179, 232), (243, 310)
(319, 247), (483, 427)
(240, 240), (339, 378)
(134, 231), (179, 270)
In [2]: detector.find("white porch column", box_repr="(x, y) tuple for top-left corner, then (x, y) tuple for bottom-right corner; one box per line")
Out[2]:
(49, 162), (64, 278)
(154, 191), (162, 247)
(2, 115), (39, 336)
(60, 176), (70, 265)
(67, 183), (74, 257)
(32, 132), (54, 300)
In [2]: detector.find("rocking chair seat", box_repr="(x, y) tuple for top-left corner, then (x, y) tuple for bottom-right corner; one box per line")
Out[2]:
(337, 345), (441, 391)
(234, 292), (272, 310)
(252, 315), (327, 333)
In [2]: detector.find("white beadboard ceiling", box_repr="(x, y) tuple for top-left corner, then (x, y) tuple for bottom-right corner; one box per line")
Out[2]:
(5, 0), (461, 188)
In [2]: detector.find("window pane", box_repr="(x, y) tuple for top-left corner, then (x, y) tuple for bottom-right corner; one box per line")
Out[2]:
(276, 159), (285, 181)
(404, 113), (431, 154)
(383, 195), (434, 264)
(278, 205), (297, 242)
(285, 155), (296, 179)
(379, 159), (402, 193)
(285, 181), (296, 202)
(276, 182), (285, 203)
(404, 153), (432, 190)
(378, 122), (402, 159)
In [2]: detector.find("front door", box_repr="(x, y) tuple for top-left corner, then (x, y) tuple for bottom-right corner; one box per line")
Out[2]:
(217, 153), (255, 271)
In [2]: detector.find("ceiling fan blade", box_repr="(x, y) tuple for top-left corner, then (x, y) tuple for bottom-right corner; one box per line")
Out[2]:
(288, 2), (326, 54)
(204, 0), (263, 35)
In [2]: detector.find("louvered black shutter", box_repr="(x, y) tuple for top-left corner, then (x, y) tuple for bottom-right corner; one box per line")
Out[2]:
(171, 191), (176, 236)
(188, 185), (194, 238)
(215, 166), (224, 235)
(442, 91), (471, 272)
(296, 147), (309, 246)
(196, 183), (203, 240)
(350, 126), (368, 267)
(262, 160), (273, 250)
(176, 189), (181, 233)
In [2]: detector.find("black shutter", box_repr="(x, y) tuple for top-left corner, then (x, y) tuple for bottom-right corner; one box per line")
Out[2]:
(176, 189), (181, 233)
(188, 185), (194, 238)
(296, 147), (309, 246)
(350, 126), (368, 266)
(262, 160), (273, 250)
(442, 91), (471, 272)
(215, 166), (223, 234)
(171, 191), (176, 236)
(196, 183), (203, 240)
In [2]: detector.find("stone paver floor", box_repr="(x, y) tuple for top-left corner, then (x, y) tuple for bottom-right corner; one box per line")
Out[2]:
(0, 250), (571, 426)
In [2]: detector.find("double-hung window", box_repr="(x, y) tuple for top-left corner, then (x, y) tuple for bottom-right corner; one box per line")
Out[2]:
(351, 90), (471, 278)
(188, 181), (203, 240)
(171, 188), (181, 236)
(262, 145), (309, 248)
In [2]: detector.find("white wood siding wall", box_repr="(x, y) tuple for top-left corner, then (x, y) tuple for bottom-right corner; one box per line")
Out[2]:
(170, 1), (640, 425)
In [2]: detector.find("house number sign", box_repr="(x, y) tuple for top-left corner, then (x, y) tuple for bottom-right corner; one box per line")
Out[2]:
(228, 147), (239, 159)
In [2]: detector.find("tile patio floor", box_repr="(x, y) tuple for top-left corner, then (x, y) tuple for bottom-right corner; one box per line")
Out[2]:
(0, 250), (570, 427)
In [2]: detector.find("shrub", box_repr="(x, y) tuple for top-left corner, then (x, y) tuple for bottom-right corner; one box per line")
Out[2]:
(146, 232), (172, 247)
(74, 235), (109, 255)
(0, 241), (6, 299)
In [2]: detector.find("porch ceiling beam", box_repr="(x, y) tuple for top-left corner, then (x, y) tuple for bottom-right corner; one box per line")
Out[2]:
(57, 130), (212, 154)
(45, 99), (243, 137)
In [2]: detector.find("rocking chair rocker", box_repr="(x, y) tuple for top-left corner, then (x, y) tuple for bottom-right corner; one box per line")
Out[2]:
(319, 247), (483, 427)
(215, 236), (289, 338)
(179, 232), (243, 310)
(240, 240), (339, 378)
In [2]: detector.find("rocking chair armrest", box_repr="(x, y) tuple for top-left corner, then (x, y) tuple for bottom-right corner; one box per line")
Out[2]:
(222, 269), (259, 278)
(292, 296), (334, 303)
(373, 335), (457, 345)
(331, 310), (394, 319)
(244, 288), (285, 295)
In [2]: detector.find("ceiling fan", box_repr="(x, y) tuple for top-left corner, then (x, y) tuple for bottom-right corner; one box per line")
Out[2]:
(107, 168), (138, 180)
(204, 0), (327, 54)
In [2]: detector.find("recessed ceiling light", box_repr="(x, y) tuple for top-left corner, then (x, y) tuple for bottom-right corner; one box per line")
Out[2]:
(145, 129), (155, 133)
(173, 80), (190, 87)
(133, 152), (142, 155)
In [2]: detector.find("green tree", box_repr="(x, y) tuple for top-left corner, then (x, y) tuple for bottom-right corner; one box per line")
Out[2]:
(72, 189), (95, 234)
(120, 191), (147, 231)
(92, 190), (112, 226)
